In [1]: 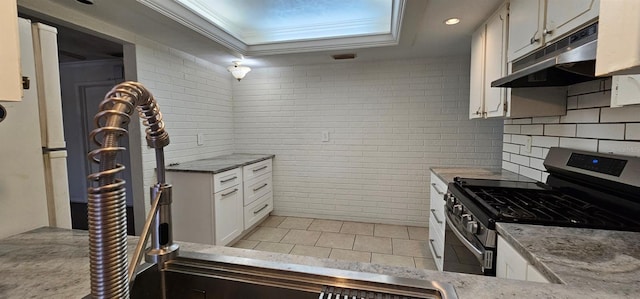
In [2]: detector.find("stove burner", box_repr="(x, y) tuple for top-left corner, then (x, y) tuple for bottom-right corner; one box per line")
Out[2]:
(451, 178), (640, 232)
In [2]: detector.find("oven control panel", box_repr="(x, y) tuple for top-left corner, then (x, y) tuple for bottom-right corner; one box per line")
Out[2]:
(567, 153), (627, 177)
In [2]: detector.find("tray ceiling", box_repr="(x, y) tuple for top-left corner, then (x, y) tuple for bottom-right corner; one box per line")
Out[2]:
(138, 0), (404, 55)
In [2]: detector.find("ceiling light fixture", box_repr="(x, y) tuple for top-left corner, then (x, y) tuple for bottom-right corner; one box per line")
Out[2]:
(444, 18), (460, 25)
(227, 61), (251, 81)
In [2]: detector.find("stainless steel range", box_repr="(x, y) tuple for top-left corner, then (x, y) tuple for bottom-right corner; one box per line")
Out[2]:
(444, 147), (640, 276)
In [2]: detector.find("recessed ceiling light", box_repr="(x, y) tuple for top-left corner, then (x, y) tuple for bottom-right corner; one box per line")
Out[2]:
(444, 18), (460, 25)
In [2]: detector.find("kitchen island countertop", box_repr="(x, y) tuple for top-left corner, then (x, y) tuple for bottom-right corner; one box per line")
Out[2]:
(1, 227), (637, 298)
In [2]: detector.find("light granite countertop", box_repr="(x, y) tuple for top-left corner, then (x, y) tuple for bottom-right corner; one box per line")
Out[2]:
(430, 167), (535, 184)
(497, 223), (640, 297)
(165, 153), (274, 174)
(1, 227), (636, 298)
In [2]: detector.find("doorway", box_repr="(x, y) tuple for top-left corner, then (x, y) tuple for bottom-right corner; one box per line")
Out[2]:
(19, 13), (137, 234)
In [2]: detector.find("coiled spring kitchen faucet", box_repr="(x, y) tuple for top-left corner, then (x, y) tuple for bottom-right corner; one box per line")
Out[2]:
(87, 81), (178, 298)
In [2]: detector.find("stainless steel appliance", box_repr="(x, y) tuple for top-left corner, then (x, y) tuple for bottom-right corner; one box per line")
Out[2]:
(492, 22), (600, 88)
(444, 147), (640, 276)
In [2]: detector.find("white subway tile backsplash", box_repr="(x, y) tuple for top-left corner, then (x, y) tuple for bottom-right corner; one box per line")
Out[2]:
(511, 135), (530, 145)
(598, 140), (640, 156)
(504, 125), (521, 134)
(559, 138), (598, 152)
(532, 136), (560, 148)
(577, 91), (611, 109)
(544, 124), (577, 137)
(531, 116), (560, 124)
(566, 97), (578, 109)
(510, 154), (530, 166)
(519, 166), (542, 181)
(601, 106), (640, 123)
(627, 124), (640, 140)
(521, 125), (544, 135)
(576, 124), (625, 139)
(512, 118), (533, 125)
(503, 143), (520, 154)
(529, 158), (545, 171)
(567, 80), (602, 96)
(560, 108), (600, 123)
(502, 160), (519, 173)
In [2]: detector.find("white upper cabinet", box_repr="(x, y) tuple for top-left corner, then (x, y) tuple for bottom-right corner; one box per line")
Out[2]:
(469, 3), (508, 119)
(595, 0), (640, 76)
(545, 0), (599, 42)
(0, 0), (23, 102)
(507, 0), (544, 62)
(508, 0), (599, 63)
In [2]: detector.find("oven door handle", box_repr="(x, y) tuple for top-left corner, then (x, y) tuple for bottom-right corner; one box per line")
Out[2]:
(445, 212), (484, 261)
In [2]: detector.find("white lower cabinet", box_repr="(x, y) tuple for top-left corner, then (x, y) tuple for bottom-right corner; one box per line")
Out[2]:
(429, 171), (448, 271)
(214, 185), (243, 245)
(496, 235), (550, 283)
(167, 158), (274, 246)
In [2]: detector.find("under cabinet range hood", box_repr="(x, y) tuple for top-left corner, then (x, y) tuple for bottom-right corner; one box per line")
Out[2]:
(492, 22), (601, 88)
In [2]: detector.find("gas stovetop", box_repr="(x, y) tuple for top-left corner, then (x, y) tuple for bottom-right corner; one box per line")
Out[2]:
(452, 177), (640, 232)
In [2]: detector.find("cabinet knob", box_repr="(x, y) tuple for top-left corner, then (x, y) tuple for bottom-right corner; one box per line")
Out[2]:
(530, 36), (540, 45)
(543, 28), (553, 36)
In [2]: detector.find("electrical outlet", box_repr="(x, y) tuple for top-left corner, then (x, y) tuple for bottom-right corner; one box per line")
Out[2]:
(321, 131), (329, 142)
(524, 135), (532, 153)
(197, 133), (204, 146)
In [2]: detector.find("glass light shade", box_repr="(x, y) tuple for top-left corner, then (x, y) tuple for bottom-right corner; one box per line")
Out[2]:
(227, 64), (251, 81)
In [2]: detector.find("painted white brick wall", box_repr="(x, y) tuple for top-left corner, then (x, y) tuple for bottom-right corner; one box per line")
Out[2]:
(503, 79), (640, 181)
(232, 57), (503, 226)
(135, 38), (234, 206)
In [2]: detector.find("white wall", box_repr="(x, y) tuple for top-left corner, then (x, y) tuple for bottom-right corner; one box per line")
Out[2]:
(233, 57), (504, 226)
(133, 37), (234, 209)
(503, 79), (640, 181)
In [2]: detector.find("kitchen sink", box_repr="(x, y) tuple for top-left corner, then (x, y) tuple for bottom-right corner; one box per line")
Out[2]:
(130, 251), (458, 299)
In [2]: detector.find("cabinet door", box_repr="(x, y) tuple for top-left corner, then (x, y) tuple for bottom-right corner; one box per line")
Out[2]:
(595, 0), (640, 76)
(507, 0), (544, 62)
(611, 75), (640, 107)
(0, 0), (22, 102)
(496, 235), (528, 280)
(545, 0), (599, 43)
(483, 5), (508, 118)
(214, 186), (244, 245)
(469, 24), (485, 119)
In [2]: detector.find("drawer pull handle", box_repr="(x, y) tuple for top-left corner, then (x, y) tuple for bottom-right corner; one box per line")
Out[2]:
(253, 204), (269, 215)
(429, 239), (442, 259)
(430, 209), (443, 224)
(253, 183), (268, 192)
(221, 188), (238, 197)
(220, 176), (238, 183)
(431, 183), (445, 195)
(252, 166), (268, 172)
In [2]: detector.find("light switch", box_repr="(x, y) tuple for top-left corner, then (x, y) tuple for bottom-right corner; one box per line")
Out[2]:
(524, 135), (532, 153)
(321, 131), (329, 142)
(197, 133), (204, 146)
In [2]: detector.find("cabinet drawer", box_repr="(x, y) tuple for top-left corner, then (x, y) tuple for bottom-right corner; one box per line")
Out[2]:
(243, 173), (272, 206)
(430, 172), (448, 199)
(213, 167), (242, 192)
(244, 192), (273, 229)
(243, 159), (272, 181)
(429, 202), (446, 237)
(428, 221), (445, 271)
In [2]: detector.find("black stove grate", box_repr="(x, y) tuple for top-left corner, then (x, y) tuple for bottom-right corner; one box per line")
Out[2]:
(464, 185), (640, 230)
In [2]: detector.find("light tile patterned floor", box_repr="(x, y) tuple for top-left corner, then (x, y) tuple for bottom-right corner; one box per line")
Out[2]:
(231, 216), (438, 270)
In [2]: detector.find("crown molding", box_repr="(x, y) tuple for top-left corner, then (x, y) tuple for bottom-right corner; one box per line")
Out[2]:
(137, 0), (406, 57)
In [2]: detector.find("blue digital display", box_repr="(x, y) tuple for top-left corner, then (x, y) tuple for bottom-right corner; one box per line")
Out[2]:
(592, 159), (599, 164)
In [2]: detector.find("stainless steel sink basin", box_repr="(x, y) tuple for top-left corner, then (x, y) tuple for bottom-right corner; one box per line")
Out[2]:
(130, 251), (458, 299)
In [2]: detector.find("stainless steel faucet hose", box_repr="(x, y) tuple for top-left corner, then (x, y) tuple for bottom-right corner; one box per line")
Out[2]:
(87, 81), (174, 298)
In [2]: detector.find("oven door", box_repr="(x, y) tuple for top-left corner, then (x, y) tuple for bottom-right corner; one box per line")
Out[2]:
(444, 212), (496, 276)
